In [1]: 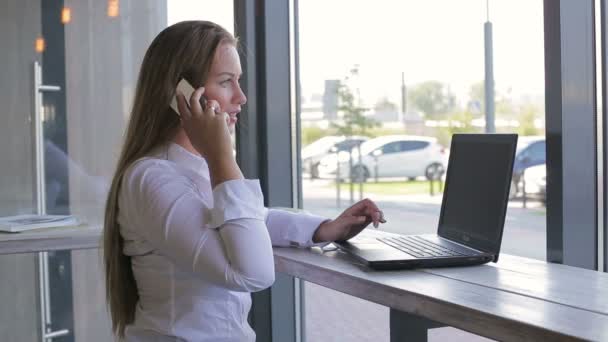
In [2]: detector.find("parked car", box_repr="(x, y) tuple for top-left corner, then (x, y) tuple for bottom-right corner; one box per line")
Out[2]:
(522, 163), (546, 203)
(317, 135), (447, 182)
(301, 135), (368, 178)
(510, 136), (545, 198)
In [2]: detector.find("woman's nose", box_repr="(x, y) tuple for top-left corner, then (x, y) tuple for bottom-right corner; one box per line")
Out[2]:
(236, 86), (247, 105)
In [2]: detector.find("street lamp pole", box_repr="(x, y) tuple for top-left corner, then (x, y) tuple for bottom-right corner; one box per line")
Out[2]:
(401, 72), (407, 129)
(484, 0), (496, 133)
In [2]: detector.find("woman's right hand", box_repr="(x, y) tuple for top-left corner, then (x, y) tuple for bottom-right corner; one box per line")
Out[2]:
(177, 87), (243, 187)
(176, 87), (233, 164)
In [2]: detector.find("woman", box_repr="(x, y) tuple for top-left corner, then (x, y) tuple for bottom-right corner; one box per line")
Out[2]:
(103, 21), (384, 341)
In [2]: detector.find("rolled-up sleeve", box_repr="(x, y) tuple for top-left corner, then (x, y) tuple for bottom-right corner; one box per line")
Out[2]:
(264, 208), (330, 248)
(122, 161), (275, 292)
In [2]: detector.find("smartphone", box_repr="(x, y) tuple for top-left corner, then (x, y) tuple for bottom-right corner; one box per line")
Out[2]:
(170, 78), (208, 116)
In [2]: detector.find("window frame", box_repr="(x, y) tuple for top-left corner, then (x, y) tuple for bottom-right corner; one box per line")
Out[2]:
(545, 0), (599, 270)
(234, 0), (302, 340)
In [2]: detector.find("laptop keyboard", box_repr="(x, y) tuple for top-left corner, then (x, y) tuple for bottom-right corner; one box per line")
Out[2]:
(377, 235), (477, 258)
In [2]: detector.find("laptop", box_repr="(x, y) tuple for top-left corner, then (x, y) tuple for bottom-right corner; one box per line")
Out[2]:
(334, 133), (518, 270)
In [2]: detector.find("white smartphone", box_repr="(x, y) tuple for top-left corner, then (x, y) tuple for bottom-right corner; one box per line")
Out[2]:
(170, 78), (208, 116)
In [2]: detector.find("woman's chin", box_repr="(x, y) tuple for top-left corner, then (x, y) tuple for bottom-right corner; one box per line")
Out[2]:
(227, 116), (237, 133)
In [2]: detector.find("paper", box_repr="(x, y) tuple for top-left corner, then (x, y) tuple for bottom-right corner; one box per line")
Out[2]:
(0, 214), (80, 233)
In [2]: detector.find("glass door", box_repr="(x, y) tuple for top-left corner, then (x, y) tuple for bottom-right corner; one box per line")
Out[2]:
(1, 1), (71, 341)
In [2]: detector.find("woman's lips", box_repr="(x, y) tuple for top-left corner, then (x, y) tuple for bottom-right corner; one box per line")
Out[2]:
(228, 113), (238, 125)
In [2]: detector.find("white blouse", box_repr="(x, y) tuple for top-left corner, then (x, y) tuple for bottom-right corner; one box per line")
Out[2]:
(117, 143), (327, 342)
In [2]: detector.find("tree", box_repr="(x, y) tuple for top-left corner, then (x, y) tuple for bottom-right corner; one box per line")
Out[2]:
(468, 81), (485, 116)
(437, 110), (478, 146)
(302, 126), (329, 146)
(408, 81), (456, 119)
(331, 67), (380, 136)
(468, 81), (515, 119)
(374, 97), (398, 112)
(517, 104), (542, 136)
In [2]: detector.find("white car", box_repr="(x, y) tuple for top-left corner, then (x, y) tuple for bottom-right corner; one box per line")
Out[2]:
(317, 135), (447, 182)
(301, 135), (368, 178)
(511, 135), (545, 197)
(522, 163), (546, 202)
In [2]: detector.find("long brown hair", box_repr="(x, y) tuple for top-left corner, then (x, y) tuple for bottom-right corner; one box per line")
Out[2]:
(103, 21), (236, 338)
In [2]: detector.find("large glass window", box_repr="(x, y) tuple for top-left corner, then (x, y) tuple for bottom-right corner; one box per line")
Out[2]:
(297, 0), (545, 340)
(0, 1), (232, 340)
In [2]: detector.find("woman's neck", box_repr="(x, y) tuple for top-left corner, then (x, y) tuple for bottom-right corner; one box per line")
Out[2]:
(172, 129), (202, 157)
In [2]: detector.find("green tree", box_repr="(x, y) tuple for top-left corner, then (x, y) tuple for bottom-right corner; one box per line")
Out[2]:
(408, 81), (456, 119)
(331, 67), (380, 136)
(468, 81), (485, 116)
(374, 97), (398, 112)
(302, 126), (330, 146)
(468, 81), (515, 119)
(517, 104), (541, 136)
(436, 110), (478, 146)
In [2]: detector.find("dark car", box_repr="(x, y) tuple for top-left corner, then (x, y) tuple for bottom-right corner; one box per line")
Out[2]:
(510, 136), (545, 198)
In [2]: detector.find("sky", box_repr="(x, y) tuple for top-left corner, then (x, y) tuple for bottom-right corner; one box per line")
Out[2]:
(167, 1), (234, 35)
(167, 0), (545, 109)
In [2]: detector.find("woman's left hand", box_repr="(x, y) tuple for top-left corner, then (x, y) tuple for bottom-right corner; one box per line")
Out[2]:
(312, 198), (386, 243)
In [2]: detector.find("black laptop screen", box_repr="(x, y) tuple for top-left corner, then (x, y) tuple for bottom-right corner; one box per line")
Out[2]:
(437, 134), (517, 254)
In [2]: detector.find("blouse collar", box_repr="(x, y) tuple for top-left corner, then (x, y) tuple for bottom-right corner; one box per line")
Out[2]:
(166, 143), (210, 179)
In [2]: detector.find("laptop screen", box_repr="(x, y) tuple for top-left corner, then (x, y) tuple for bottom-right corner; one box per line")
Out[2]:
(437, 134), (517, 255)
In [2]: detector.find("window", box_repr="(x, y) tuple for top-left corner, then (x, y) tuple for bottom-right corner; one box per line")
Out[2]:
(402, 140), (430, 151)
(527, 141), (545, 163)
(336, 138), (367, 151)
(382, 141), (404, 154)
(297, 0), (545, 340)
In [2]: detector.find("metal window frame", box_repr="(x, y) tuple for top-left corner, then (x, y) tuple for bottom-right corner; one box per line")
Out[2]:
(545, 0), (599, 270)
(234, 0), (300, 340)
(601, 0), (608, 272)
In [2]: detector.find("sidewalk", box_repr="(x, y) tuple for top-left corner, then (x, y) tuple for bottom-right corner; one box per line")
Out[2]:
(302, 179), (545, 210)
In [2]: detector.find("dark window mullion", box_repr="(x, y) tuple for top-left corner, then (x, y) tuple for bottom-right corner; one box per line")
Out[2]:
(544, 0), (598, 270)
(235, 0), (299, 341)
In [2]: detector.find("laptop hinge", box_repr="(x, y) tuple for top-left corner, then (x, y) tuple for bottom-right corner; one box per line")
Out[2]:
(438, 235), (491, 255)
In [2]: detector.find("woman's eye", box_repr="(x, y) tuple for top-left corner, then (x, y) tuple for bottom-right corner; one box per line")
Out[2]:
(220, 79), (231, 86)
